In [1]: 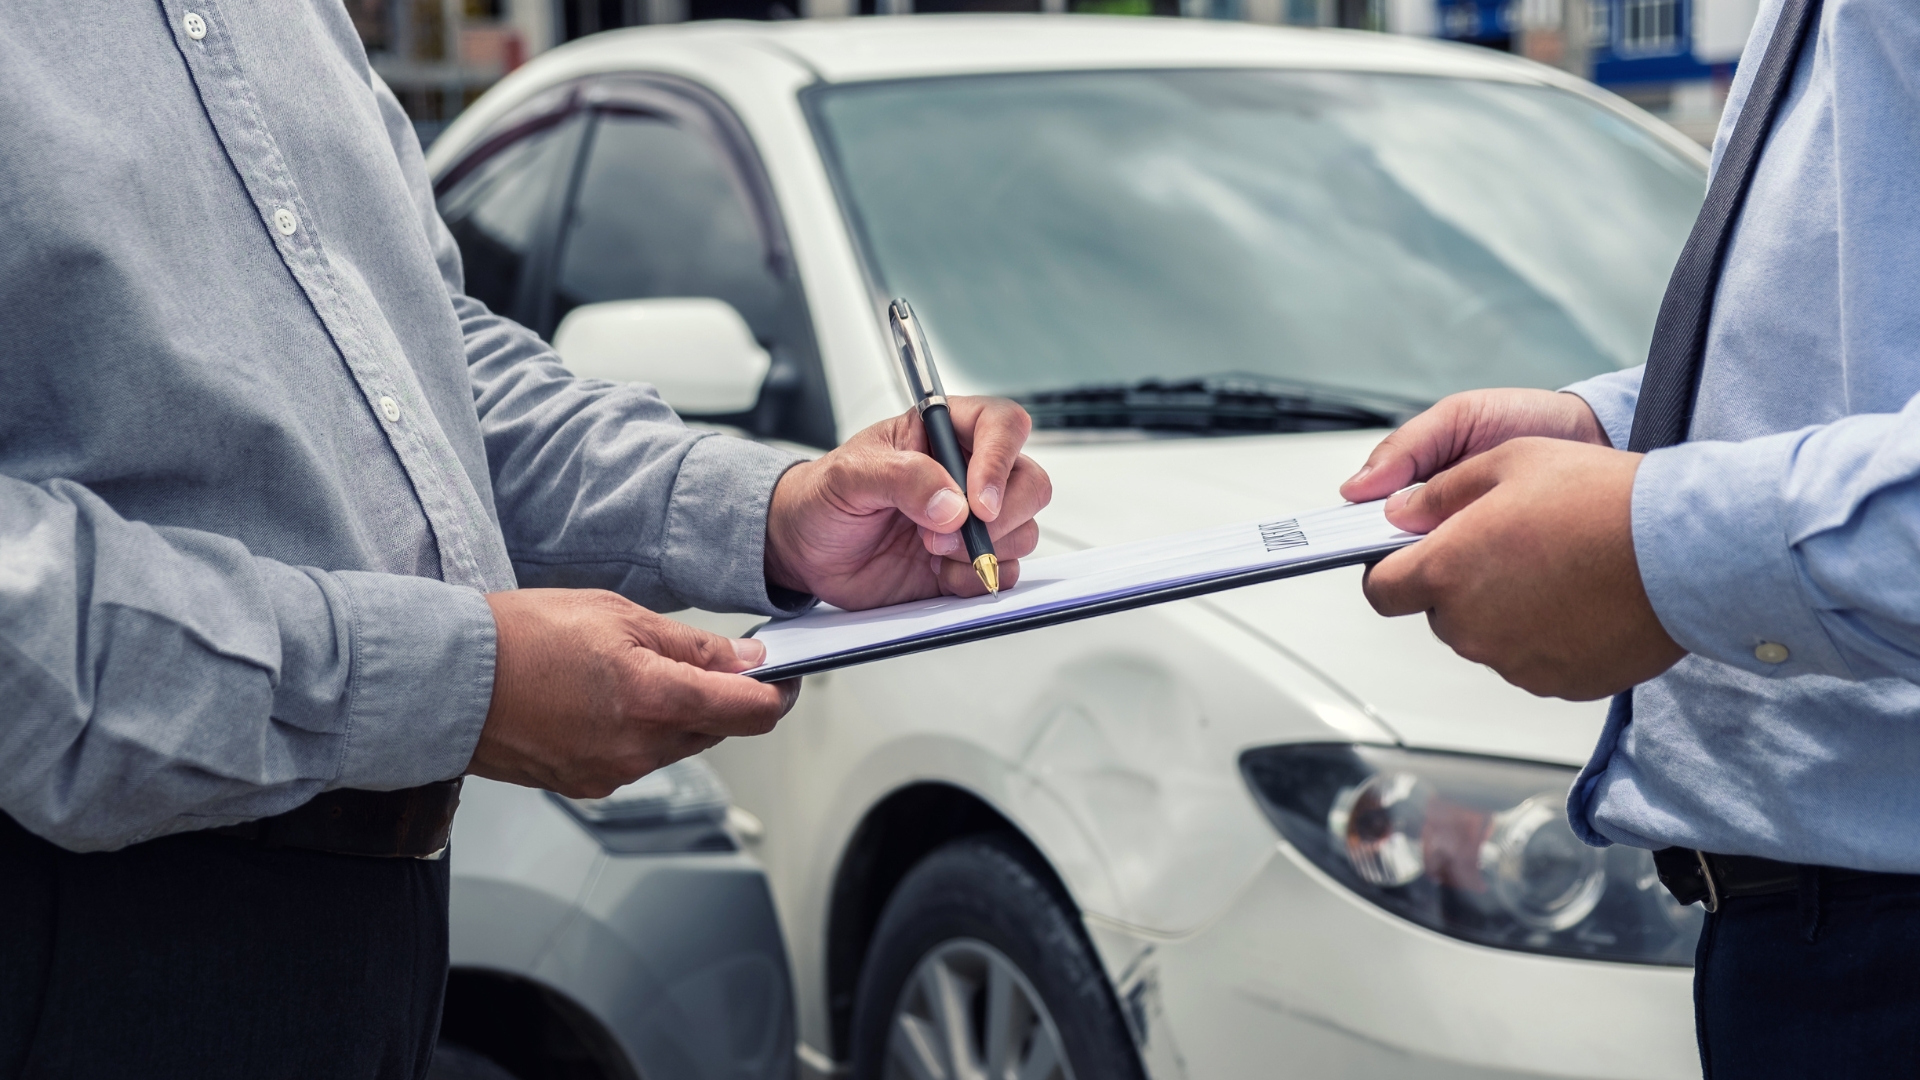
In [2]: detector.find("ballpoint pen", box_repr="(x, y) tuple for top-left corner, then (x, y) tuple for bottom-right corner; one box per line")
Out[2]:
(888, 297), (1000, 595)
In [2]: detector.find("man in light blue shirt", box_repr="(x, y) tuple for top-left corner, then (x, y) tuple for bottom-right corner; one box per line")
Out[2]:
(1345, 0), (1920, 1072)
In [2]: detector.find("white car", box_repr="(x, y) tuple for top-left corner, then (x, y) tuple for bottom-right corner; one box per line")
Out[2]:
(428, 16), (1711, 1080)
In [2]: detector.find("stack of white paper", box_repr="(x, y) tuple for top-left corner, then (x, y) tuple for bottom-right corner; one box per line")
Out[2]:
(748, 499), (1417, 680)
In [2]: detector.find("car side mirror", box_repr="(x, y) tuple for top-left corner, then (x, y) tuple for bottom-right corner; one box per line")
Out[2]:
(551, 298), (771, 415)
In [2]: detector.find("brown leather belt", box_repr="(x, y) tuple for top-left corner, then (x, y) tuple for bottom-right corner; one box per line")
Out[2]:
(208, 780), (463, 859)
(1653, 847), (1890, 913)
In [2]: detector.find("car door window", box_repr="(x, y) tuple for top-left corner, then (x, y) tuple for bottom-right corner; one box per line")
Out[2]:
(437, 117), (582, 320)
(542, 92), (834, 448)
(552, 108), (785, 342)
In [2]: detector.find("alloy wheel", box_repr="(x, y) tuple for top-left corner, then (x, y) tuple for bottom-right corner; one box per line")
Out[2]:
(884, 937), (1075, 1080)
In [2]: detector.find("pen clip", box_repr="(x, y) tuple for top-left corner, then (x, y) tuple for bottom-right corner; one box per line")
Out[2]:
(888, 298), (947, 410)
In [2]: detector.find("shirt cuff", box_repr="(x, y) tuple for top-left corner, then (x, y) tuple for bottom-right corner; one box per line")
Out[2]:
(660, 434), (813, 617)
(1632, 432), (1851, 679)
(1560, 365), (1644, 450)
(325, 571), (497, 791)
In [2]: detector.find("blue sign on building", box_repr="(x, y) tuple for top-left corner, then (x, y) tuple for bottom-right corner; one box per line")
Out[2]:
(1435, 0), (1514, 49)
(1590, 0), (1716, 84)
(1435, 0), (1743, 87)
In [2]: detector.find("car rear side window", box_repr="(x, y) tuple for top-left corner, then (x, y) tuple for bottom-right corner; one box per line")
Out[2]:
(437, 118), (581, 319)
(551, 110), (784, 342)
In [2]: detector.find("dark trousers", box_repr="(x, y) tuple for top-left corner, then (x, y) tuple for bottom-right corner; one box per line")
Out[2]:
(1696, 868), (1920, 1078)
(0, 812), (449, 1080)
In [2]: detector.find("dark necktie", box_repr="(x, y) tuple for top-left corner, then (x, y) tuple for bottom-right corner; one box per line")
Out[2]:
(1626, 0), (1824, 453)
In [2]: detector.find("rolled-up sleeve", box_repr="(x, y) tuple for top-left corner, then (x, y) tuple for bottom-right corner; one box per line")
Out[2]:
(0, 477), (496, 852)
(1630, 393), (1920, 684)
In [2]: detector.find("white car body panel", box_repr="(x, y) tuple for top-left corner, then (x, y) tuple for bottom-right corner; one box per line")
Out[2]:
(1119, 847), (1697, 1078)
(430, 19), (1702, 1078)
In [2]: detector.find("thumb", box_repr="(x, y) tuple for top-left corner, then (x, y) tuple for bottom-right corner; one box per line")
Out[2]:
(837, 446), (972, 534)
(627, 610), (766, 673)
(1341, 398), (1472, 503)
(1383, 451), (1505, 535)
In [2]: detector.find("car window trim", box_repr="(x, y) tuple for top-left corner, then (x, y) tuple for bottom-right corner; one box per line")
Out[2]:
(433, 84), (584, 200)
(576, 74), (794, 280)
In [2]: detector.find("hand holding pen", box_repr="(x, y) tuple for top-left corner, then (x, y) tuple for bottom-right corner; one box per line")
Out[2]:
(888, 298), (1003, 593)
(760, 303), (1052, 610)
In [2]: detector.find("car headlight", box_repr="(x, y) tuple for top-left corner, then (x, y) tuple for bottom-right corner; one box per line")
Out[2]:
(550, 757), (738, 855)
(1240, 743), (1700, 965)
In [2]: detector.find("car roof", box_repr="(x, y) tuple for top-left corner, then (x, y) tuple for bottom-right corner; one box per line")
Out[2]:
(561, 15), (1556, 85)
(430, 16), (1704, 176)
(722, 15), (1545, 83)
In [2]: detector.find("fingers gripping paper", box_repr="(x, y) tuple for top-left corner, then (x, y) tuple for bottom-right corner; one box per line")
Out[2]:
(748, 500), (1417, 681)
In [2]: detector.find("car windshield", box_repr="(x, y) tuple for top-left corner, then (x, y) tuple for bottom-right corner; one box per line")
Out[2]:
(808, 69), (1704, 412)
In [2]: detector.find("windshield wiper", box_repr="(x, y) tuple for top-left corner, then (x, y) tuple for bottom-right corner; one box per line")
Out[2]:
(1017, 375), (1419, 435)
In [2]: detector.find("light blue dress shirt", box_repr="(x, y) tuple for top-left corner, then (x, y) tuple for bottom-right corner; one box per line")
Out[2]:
(1562, 0), (1920, 872)
(0, 1), (805, 852)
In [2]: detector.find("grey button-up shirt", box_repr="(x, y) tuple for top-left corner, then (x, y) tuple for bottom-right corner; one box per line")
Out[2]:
(1, 0), (804, 852)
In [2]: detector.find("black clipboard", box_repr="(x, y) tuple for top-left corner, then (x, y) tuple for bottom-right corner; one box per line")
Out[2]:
(746, 539), (1410, 681)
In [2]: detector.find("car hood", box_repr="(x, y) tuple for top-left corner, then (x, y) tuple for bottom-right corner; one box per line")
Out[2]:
(1024, 430), (1607, 767)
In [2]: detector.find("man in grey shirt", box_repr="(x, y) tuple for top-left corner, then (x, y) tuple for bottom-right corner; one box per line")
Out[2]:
(0, 3), (1048, 1076)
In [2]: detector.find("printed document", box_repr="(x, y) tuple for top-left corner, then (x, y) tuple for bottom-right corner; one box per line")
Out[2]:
(749, 499), (1417, 680)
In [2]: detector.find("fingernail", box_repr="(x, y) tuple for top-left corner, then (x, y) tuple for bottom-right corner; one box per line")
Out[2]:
(928, 488), (966, 525)
(731, 638), (766, 667)
(980, 484), (1003, 519)
(1384, 482), (1425, 514)
(1345, 465), (1372, 486)
(932, 530), (960, 555)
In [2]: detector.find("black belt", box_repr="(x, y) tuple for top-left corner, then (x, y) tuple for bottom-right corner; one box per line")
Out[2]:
(208, 780), (462, 859)
(1654, 847), (1889, 913)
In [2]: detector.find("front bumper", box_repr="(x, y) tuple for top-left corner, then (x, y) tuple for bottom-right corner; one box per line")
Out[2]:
(1108, 844), (1698, 1079)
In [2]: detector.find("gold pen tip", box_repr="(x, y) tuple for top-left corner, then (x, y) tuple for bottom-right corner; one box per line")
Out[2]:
(973, 554), (1000, 595)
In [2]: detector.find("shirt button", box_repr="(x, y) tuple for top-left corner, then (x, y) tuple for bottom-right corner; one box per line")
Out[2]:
(273, 207), (299, 236)
(379, 396), (400, 422)
(183, 11), (207, 39)
(1755, 642), (1790, 665)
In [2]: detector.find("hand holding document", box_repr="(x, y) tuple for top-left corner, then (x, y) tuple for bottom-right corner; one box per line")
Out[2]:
(749, 499), (1418, 680)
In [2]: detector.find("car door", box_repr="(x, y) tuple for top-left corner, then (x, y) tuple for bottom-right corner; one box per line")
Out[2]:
(437, 76), (836, 450)
(554, 77), (837, 449)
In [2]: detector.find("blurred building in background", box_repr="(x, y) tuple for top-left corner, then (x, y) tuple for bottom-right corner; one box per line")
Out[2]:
(357, 0), (1756, 146)
(352, 0), (553, 146)
(1427, 0), (1759, 142)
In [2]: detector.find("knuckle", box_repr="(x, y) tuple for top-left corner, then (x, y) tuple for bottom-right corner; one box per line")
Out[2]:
(886, 449), (930, 490)
(820, 452), (856, 493)
(689, 634), (730, 669)
(998, 399), (1033, 439)
(579, 589), (630, 615)
(1414, 549), (1455, 595)
(1362, 578), (1396, 616)
(1026, 460), (1054, 503)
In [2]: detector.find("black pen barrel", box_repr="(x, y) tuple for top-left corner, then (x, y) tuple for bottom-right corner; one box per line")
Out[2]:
(960, 516), (994, 562)
(921, 402), (997, 562)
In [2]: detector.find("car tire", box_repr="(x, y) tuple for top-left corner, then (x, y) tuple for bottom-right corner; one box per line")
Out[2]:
(850, 835), (1146, 1080)
(427, 1040), (521, 1080)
